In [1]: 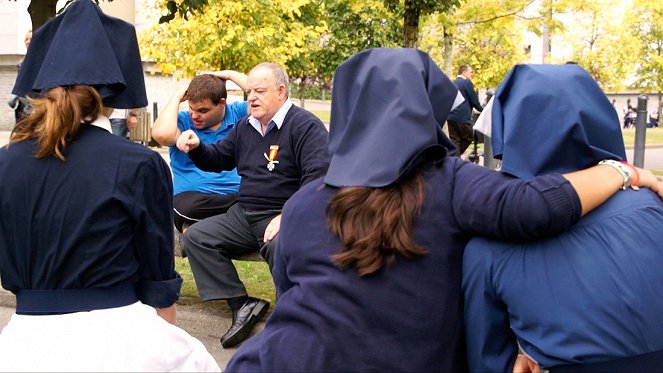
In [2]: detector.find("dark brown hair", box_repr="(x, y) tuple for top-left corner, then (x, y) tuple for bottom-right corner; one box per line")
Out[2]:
(326, 174), (427, 276)
(186, 74), (227, 105)
(10, 85), (103, 160)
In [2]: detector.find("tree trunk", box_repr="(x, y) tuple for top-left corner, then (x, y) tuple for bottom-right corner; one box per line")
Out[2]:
(298, 80), (306, 110)
(403, 0), (420, 48)
(28, 0), (58, 31)
(443, 29), (454, 77)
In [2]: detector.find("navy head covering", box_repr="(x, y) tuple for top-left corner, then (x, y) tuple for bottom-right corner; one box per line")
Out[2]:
(491, 64), (626, 180)
(324, 48), (459, 188)
(12, 0), (147, 109)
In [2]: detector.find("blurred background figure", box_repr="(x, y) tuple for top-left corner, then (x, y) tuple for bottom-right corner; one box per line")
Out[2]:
(6, 29), (33, 123)
(109, 108), (139, 138)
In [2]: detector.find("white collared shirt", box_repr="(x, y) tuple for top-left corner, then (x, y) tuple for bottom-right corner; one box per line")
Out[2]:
(247, 99), (293, 136)
(88, 115), (113, 133)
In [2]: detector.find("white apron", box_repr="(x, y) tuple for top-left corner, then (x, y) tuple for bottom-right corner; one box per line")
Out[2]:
(0, 301), (220, 372)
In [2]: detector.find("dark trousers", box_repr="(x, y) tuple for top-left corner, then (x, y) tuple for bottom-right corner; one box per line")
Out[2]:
(447, 120), (474, 155)
(173, 191), (237, 232)
(183, 203), (280, 301)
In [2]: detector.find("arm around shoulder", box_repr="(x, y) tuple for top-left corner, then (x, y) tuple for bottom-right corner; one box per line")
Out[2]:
(563, 162), (663, 216)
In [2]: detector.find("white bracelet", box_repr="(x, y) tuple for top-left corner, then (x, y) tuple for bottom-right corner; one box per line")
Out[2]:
(598, 159), (632, 190)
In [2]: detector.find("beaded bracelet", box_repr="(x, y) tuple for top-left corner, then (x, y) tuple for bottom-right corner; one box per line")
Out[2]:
(598, 159), (632, 190)
(620, 161), (640, 187)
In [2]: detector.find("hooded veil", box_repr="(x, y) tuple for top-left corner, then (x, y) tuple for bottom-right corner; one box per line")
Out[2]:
(490, 64), (626, 180)
(12, 0), (147, 109)
(324, 48), (461, 188)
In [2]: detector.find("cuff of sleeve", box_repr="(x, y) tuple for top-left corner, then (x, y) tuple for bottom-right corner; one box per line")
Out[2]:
(188, 143), (205, 161)
(135, 273), (183, 308)
(530, 174), (582, 232)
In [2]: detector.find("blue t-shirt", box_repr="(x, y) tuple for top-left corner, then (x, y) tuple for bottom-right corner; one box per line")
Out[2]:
(170, 101), (247, 195)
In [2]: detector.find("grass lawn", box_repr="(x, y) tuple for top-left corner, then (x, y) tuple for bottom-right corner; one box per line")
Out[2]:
(175, 257), (276, 305)
(621, 127), (663, 146)
(310, 110), (330, 123)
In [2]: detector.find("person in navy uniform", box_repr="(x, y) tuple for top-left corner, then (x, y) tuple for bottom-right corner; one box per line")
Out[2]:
(223, 48), (663, 372)
(463, 64), (663, 373)
(0, 1), (218, 370)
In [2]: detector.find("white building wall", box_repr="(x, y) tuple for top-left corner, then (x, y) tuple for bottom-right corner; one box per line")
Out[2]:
(0, 0), (33, 55)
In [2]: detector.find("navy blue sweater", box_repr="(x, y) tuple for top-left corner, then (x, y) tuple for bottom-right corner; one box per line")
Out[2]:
(447, 77), (483, 124)
(189, 105), (330, 211)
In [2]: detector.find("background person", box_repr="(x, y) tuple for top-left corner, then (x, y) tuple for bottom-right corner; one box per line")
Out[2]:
(7, 29), (33, 123)
(152, 72), (247, 234)
(463, 64), (663, 373)
(0, 1), (219, 370)
(447, 64), (483, 156)
(176, 62), (330, 349)
(224, 48), (663, 372)
(109, 108), (139, 138)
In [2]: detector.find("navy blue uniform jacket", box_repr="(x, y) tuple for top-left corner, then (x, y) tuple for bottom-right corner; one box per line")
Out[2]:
(0, 126), (181, 308)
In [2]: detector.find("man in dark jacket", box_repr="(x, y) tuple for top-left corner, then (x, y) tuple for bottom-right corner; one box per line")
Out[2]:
(176, 62), (330, 349)
(447, 65), (483, 155)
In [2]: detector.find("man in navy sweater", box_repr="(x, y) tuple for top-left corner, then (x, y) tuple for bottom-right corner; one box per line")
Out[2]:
(176, 62), (330, 349)
(447, 65), (483, 155)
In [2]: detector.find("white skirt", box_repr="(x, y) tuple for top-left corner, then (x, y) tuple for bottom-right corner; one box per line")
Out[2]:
(0, 301), (220, 372)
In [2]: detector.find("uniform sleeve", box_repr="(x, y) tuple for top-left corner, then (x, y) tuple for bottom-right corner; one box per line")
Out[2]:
(271, 200), (298, 298)
(466, 81), (484, 112)
(188, 124), (238, 172)
(462, 238), (519, 372)
(132, 152), (182, 308)
(293, 119), (330, 186)
(451, 161), (581, 241)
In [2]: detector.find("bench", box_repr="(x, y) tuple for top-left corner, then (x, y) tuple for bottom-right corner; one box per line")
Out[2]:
(129, 111), (154, 145)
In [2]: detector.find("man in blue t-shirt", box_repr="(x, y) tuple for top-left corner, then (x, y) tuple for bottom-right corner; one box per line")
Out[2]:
(152, 72), (248, 233)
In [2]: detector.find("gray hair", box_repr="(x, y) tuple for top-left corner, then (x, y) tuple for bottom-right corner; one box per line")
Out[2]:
(251, 62), (290, 98)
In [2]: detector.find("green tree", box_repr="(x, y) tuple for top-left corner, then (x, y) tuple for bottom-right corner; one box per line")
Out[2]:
(313, 0), (400, 83)
(420, 0), (529, 87)
(629, 0), (663, 120)
(349, 0), (458, 48)
(10, 0), (113, 31)
(287, 0), (400, 105)
(560, 0), (636, 91)
(140, 0), (324, 77)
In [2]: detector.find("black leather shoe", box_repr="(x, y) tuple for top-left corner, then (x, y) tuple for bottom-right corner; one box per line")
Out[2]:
(220, 297), (269, 348)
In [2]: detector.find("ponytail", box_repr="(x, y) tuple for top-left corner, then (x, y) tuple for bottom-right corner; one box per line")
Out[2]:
(10, 85), (103, 160)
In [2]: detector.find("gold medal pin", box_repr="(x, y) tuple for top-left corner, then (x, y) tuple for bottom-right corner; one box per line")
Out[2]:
(264, 145), (279, 171)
